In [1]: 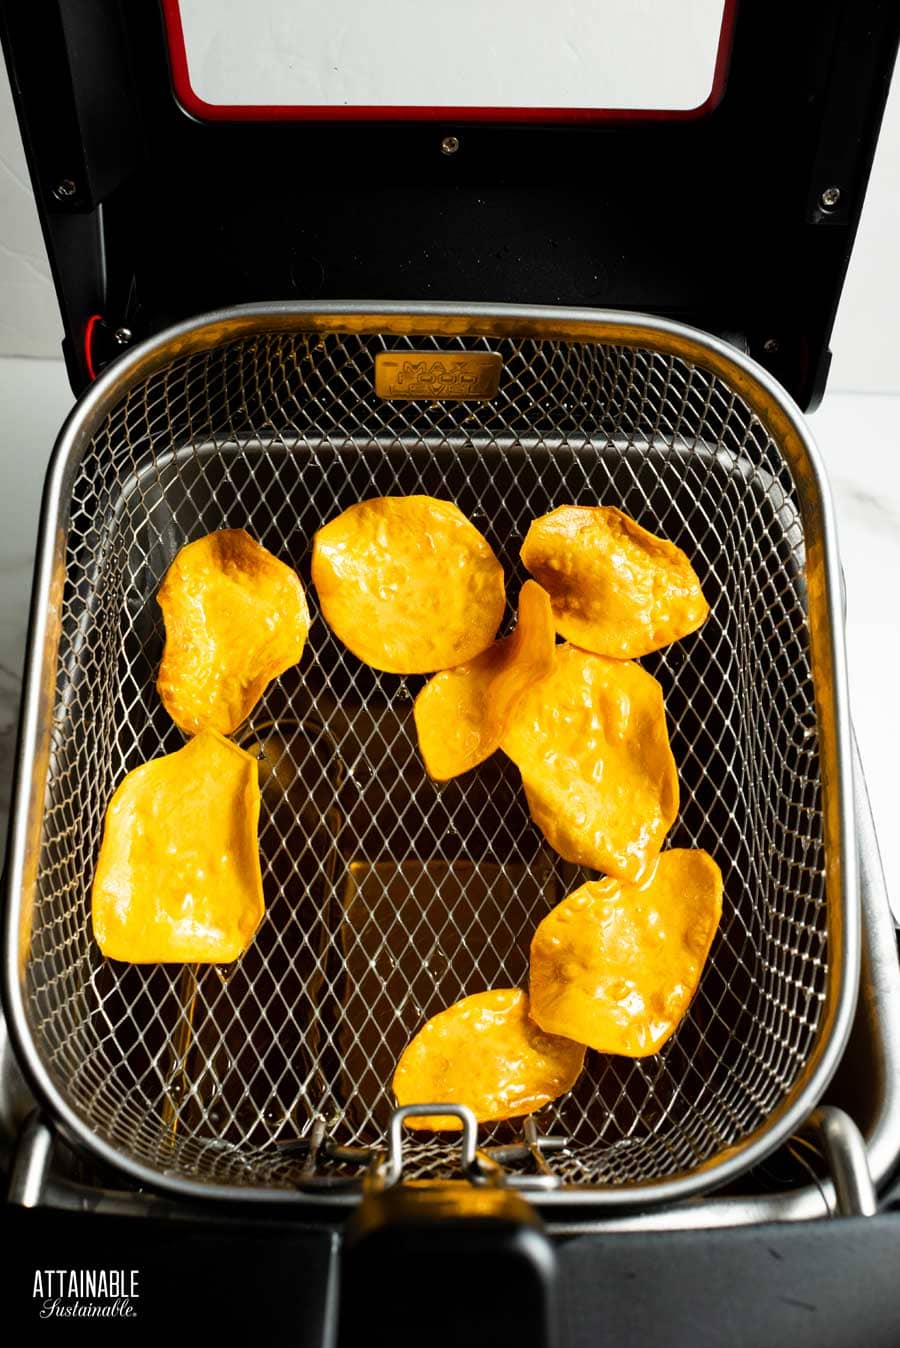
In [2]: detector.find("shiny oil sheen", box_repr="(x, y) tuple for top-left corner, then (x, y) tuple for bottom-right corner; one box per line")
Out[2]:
(501, 643), (679, 882)
(311, 495), (506, 673)
(521, 504), (709, 659)
(157, 528), (309, 735)
(414, 579), (555, 780)
(392, 988), (585, 1131)
(530, 849), (724, 1056)
(91, 730), (264, 963)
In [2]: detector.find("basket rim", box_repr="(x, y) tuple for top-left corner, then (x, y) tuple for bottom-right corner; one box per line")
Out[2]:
(2, 300), (859, 1209)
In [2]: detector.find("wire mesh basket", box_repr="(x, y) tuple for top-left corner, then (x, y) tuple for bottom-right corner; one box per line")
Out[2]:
(4, 304), (857, 1207)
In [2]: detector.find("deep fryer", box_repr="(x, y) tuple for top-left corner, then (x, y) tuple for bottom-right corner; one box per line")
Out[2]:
(2, 3), (900, 1344)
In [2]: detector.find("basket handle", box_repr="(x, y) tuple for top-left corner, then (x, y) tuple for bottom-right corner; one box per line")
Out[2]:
(339, 1104), (557, 1348)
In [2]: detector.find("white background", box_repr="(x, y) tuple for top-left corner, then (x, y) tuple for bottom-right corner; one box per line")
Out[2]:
(0, 48), (897, 908)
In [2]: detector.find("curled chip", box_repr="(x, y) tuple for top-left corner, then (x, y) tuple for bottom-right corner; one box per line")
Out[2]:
(413, 580), (555, 780)
(529, 849), (723, 1057)
(92, 730), (264, 964)
(393, 988), (585, 1130)
(501, 643), (678, 882)
(311, 495), (506, 674)
(157, 529), (309, 735)
(521, 504), (709, 658)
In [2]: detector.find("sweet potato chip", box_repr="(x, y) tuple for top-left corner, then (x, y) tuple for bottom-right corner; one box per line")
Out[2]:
(157, 529), (309, 735)
(501, 643), (678, 882)
(521, 505), (709, 658)
(92, 730), (264, 964)
(413, 580), (555, 780)
(311, 495), (506, 673)
(529, 849), (723, 1057)
(393, 987), (584, 1130)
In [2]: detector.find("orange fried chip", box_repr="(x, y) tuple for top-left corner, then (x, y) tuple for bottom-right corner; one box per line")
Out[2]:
(521, 505), (709, 658)
(92, 730), (265, 964)
(311, 496), (506, 674)
(413, 580), (555, 780)
(529, 849), (723, 1057)
(501, 643), (678, 882)
(157, 529), (309, 735)
(393, 988), (585, 1130)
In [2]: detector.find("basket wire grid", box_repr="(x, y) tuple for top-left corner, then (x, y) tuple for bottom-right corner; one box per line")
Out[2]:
(21, 326), (828, 1192)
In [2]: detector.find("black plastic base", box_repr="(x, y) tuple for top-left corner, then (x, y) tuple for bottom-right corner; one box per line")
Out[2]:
(6, 1200), (900, 1348)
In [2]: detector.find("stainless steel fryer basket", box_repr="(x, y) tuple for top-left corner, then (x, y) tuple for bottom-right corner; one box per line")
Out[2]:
(3, 303), (857, 1207)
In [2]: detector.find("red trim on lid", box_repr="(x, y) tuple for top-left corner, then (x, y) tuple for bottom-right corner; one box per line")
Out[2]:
(161, 0), (738, 126)
(84, 313), (102, 381)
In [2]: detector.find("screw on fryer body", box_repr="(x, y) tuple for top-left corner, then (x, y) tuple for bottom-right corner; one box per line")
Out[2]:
(441, 135), (460, 156)
(819, 186), (841, 210)
(114, 327), (133, 347)
(763, 338), (781, 355)
(52, 179), (77, 201)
